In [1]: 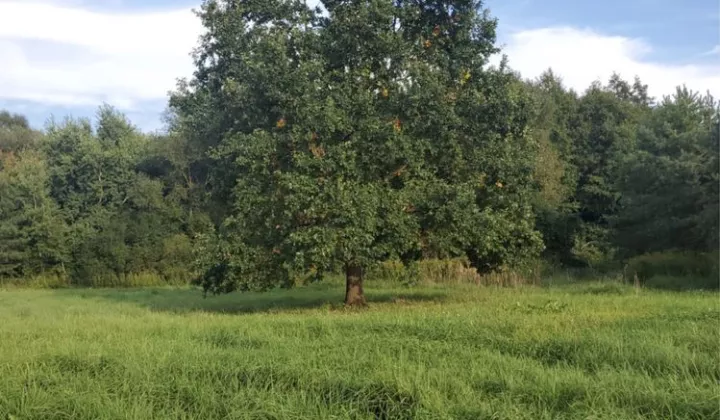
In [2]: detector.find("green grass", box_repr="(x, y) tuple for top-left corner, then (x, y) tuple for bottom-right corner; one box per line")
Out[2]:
(0, 280), (718, 419)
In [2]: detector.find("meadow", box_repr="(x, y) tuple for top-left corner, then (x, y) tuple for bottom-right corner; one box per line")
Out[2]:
(0, 279), (718, 419)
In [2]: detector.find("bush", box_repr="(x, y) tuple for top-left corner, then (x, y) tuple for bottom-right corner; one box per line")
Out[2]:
(418, 258), (479, 284)
(0, 274), (70, 289)
(644, 275), (718, 291)
(367, 260), (409, 283)
(1, 271), (188, 289)
(81, 272), (187, 288)
(367, 258), (539, 287)
(367, 258), (478, 285)
(624, 251), (719, 289)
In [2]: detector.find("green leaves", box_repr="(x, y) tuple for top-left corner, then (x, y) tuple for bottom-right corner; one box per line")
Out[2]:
(0, 106), (212, 285)
(176, 0), (543, 293)
(1, 4), (714, 290)
(613, 88), (719, 256)
(0, 150), (67, 277)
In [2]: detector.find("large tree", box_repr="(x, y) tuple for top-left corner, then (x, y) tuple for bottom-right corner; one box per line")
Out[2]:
(613, 87), (719, 255)
(565, 75), (650, 266)
(0, 149), (67, 277)
(40, 107), (197, 284)
(524, 70), (580, 263)
(173, 0), (542, 305)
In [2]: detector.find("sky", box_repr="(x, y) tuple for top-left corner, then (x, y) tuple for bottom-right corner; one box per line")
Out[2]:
(0, 0), (718, 132)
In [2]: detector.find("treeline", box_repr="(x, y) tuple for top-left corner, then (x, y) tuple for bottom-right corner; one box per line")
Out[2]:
(0, 107), (209, 286)
(528, 74), (718, 267)
(1, 77), (716, 289)
(0, 1), (717, 296)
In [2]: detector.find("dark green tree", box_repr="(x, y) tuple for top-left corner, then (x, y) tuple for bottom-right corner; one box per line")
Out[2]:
(42, 106), (196, 284)
(173, 0), (542, 304)
(524, 70), (580, 262)
(0, 110), (42, 153)
(0, 150), (67, 277)
(566, 75), (650, 266)
(614, 87), (719, 255)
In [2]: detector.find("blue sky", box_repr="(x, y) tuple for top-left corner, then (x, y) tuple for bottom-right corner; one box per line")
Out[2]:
(0, 0), (717, 132)
(492, 0), (718, 63)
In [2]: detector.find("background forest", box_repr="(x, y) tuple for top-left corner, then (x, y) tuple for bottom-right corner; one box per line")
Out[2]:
(0, 0), (717, 295)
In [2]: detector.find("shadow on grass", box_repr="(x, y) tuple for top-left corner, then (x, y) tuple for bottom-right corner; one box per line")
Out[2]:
(52, 282), (449, 315)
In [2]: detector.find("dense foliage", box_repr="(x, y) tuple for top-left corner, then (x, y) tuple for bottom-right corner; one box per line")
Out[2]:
(0, 0), (717, 301)
(0, 108), (207, 285)
(171, 0), (544, 304)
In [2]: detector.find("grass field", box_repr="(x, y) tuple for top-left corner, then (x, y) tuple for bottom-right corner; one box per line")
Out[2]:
(0, 280), (718, 419)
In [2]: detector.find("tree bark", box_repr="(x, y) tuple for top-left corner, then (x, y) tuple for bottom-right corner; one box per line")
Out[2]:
(344, 263), (366, 307)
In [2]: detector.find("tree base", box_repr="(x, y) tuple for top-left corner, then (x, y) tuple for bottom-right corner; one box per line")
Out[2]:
(344, 264), (367, 307)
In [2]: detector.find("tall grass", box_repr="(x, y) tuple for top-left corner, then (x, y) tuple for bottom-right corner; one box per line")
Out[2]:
(367, 258), (542, 287)
(0, 281), (717, 419)
(0, 271), (188, 289)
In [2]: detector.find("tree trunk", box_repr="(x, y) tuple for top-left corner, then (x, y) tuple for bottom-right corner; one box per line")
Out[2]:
(344, 263), (366, 307)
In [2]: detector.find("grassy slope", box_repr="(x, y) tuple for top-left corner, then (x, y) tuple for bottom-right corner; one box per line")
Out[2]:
(0, 281), (718, 419)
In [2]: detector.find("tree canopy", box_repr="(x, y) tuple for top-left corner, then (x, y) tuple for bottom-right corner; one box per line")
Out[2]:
(171, 0), (543, 304)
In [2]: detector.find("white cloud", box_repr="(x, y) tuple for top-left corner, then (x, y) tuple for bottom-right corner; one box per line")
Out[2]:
(0, 1), (202, 108)
(496, 27), (720, 100)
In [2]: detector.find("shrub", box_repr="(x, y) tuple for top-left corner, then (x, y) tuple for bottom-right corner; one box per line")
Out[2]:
(0, 274), (70, 289)
(624, 251), (719, 289)
(418, 258), (479, 285)
(367, 258), (539, 287)
(367, 258), (478, 285)
(82, 272), (187, 288)
(644, 275), (718, 291)
(367, 260), (409, 283)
